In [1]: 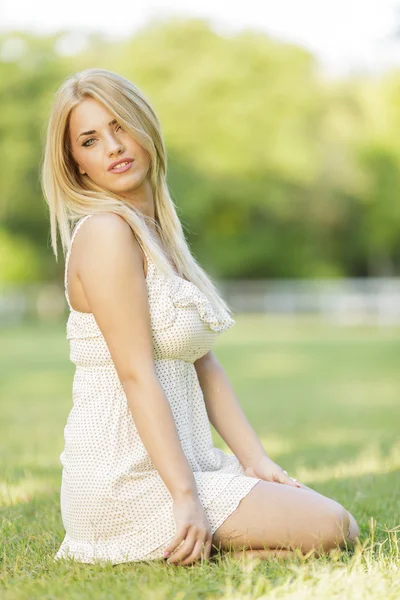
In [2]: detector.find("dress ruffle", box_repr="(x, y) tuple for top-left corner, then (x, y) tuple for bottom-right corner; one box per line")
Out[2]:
(143, 275), (236, 334)
(173, 277), (236, 333)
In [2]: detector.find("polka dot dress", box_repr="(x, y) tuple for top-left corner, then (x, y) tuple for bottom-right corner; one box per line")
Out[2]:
(54, 214), (262, 565)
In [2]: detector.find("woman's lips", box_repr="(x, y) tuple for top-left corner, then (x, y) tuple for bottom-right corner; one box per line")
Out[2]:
(110, 160), (134, 174)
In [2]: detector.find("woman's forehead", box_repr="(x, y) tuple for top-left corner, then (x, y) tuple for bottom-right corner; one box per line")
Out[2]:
(70, 99), (114, 136)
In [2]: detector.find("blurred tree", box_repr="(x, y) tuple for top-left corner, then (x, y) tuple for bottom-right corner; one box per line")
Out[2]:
(0, 18), (399, 282)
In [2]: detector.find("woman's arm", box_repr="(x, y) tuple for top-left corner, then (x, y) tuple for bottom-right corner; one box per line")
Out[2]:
(194, 350), (268, 470)
(75, 213), (198, 500)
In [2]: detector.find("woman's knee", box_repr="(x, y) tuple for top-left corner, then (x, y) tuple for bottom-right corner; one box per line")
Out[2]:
(318, 501), (351, 551)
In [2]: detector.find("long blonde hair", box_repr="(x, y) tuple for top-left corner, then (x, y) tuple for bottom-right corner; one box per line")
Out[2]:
(40, 68), (233, 316)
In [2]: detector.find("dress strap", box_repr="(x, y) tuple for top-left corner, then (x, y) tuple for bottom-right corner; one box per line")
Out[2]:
(64, 214), (94, 310)
(133, 233), (154, 282)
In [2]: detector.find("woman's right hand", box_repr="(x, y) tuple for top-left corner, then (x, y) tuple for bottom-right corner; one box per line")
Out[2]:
(163, 494), (213, 565)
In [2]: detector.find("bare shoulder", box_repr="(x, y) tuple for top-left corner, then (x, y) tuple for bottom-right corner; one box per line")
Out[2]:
(72, 212), (145, 275)
(75, 212), (138, 247)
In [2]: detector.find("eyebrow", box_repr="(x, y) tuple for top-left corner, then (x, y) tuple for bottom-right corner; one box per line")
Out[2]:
(76, 118), (118, 141)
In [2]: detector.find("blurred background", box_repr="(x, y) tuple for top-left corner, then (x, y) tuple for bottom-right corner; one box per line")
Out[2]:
(1, 0), (400, 325)
(0, 1), (399, 557)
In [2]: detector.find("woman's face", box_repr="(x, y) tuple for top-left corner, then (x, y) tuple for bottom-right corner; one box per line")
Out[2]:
(68, 97), (151, 199)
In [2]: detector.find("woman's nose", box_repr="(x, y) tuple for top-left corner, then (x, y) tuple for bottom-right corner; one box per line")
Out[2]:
(107, 135), (124, 155)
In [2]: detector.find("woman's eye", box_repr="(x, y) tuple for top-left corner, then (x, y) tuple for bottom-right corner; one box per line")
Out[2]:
(81, 126), (122, 147)
(82, 138), (95, 147)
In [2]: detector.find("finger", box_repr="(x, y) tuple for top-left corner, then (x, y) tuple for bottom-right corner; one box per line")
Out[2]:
(167, 540), (194, 565)
(190, 538), (212, 565)
(290, 476), (302, 488)
(281, 469), (301, 487)
(286, 474), (301, 487)
(163, 535), (186, 558)
(179, 539), (209, 566)
(277, 471), (301, 487)
(204, 537), (213, 560)
(167, 531), (196, 565)
(163, 526), (189, 558)
(195, 538), (212, 563)
(293, 479), (308, 489)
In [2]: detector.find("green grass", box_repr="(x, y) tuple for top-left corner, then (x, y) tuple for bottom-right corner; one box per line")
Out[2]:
(0, 314), (399, 599)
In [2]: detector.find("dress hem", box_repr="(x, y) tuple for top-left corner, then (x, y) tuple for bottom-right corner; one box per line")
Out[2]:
(53, 475), (262, 565)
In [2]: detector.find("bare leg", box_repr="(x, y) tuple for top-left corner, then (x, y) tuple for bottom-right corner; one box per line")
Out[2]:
(211, 480), (360, 560)
(293, 480), (360, 546)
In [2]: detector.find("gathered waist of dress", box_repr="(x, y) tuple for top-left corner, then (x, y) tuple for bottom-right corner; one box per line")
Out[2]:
(74, 357), (197, 370)
(73, 358), (200, 390)
(72, 358), (199, 390)
(72, 358), (200, 403)
(68, 330), (206, 367)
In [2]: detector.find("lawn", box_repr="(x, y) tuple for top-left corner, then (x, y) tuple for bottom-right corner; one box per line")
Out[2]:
(0, 314), (399, 599)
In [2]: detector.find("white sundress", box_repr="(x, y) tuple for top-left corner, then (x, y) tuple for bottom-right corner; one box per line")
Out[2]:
(54, 214), (262, 565)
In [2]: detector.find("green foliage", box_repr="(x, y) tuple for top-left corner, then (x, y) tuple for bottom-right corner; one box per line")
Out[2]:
(1, 19), (400, 281)
(0, 228), (41, 284)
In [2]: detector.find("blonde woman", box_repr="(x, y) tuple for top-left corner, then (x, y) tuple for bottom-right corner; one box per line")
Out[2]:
(41, 68), (359, 567)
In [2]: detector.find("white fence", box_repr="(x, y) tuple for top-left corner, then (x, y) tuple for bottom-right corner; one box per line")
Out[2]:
(1, 278), (400, 326)
(220, 277), (400, 326)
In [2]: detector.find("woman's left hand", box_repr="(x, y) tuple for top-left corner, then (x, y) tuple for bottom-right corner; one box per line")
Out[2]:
(243, 455), (302, 488)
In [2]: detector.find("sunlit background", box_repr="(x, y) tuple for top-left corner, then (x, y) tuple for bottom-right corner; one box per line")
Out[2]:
(2, 0), (400, 324)
(0, 1), (399, 597)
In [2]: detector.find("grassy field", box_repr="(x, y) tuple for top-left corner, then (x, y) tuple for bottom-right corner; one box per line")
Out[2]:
(0, 314), (399, 599)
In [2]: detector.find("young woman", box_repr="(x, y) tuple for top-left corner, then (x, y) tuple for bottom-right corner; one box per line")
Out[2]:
(41, 68), (359, 567)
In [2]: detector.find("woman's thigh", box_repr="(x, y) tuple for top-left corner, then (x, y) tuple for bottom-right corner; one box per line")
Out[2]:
(212, 480), (351, 554)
